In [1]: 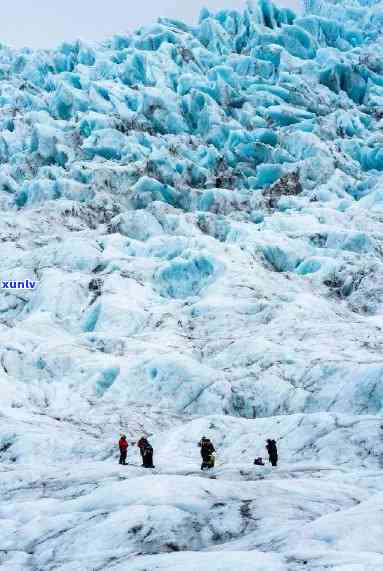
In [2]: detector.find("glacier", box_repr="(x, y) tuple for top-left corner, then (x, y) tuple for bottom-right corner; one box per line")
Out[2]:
(1, 0), (383, 568)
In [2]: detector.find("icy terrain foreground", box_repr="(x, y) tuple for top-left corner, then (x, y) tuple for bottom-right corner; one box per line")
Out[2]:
(1, 0), (383, 569)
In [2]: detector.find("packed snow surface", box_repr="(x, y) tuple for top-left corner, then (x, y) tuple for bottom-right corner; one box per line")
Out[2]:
(1, 0), (383, 569)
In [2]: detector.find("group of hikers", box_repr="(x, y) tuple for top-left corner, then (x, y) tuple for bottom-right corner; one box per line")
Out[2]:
(118, 434), (278, 470)
(198, 436), (278, 470)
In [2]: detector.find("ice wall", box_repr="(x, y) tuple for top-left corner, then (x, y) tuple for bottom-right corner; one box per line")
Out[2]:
(1, 0), (383, 418)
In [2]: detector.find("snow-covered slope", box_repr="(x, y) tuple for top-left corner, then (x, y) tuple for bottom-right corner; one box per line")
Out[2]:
(1, 0), (383, 569)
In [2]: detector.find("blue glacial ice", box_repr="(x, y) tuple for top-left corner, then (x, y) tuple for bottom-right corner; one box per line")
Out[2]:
(1, 0), (383, 568)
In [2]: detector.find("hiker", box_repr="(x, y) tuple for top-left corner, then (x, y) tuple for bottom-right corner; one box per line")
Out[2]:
(141, 439), (155, 468)
(198, 436), (215, 470)
(266, 439), (278, 467)
(118, 435), (128, 465)
(137, 436), (149, 466)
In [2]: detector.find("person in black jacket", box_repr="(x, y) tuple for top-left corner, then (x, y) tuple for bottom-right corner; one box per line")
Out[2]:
(137, 436), (148, 466)
(141, 438), (155, 468)
(198, 436), (215, 470)
(266, 439), (278, 467)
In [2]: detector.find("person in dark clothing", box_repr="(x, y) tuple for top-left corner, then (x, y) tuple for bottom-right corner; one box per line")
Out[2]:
(119, 435), (128, 465)
(141, 439), (155, 468)
(266, 439), (278, 467)
(198, 436), (215, 470)
(137, 436), (149, 466)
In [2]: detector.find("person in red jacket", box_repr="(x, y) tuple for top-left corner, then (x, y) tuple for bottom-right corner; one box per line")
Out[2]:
(119, 435), (128, 465)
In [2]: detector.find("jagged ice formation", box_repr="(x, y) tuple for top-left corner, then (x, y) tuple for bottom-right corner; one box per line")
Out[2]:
(0, 0), (383, 569)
